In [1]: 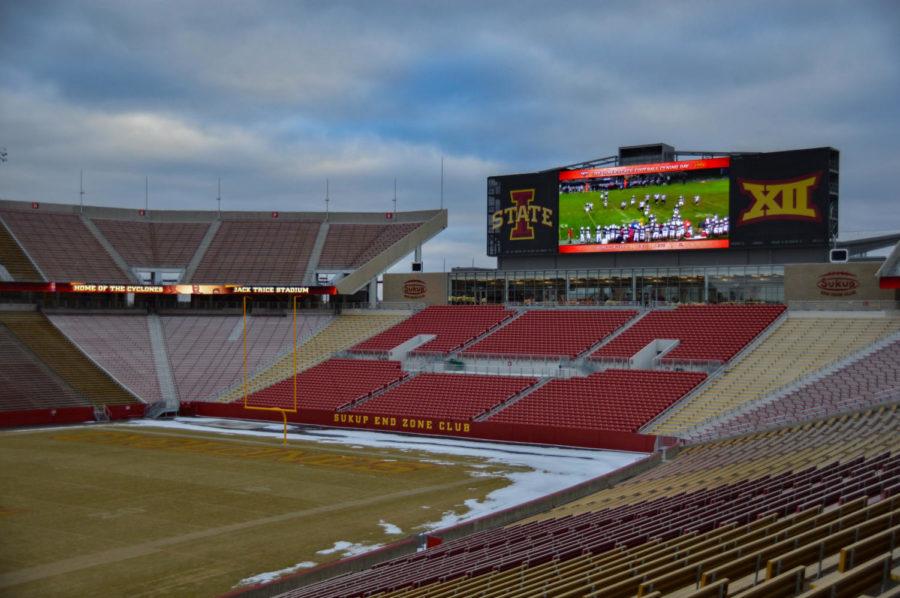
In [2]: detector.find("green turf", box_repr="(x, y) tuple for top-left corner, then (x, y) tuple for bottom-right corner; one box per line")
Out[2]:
(558, 178), (730, 244)
(0, 425), (521, 597)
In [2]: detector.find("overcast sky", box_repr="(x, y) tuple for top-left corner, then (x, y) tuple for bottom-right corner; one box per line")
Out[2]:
(1, 1), (898, 270)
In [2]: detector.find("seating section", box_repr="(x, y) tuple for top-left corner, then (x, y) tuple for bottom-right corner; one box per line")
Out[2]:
(462, 309), (637, 358)
(49, 315), (162, 404)
(163, 314), (332, 401)
(487, 369), (706, 433)
(215, 313), (405, 403)
(241, 358), (407, 411)
(591, 304), (785, 364)
(697, 339), (900, 441)
(0, 211), (131, 282)
(93, 219), (210, 268)
(273, 406), (899, 598)
(189, 220), (320, 284)
(0, 312), (137, 406)
(351, 373), (538, 421)
(0, 325), (87, 411)
(350, 306), (514, 356)
(318, 222), (421, 269)
(651, 317), (900, 437)
(0, 219), (42, 281)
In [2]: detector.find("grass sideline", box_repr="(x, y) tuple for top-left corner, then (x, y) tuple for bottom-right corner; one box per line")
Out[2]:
(0, 424), (519, 597)
(559, 178), (730, 244)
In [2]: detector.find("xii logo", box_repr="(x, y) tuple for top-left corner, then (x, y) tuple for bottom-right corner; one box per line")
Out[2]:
(737, 172), (822, 225)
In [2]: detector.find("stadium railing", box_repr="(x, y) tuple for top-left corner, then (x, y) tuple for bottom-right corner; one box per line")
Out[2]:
(338, 301), (427, 311)
(789, 299), (900, 311)
(654, 358), (724, 372)
(418, 354), (578, 378)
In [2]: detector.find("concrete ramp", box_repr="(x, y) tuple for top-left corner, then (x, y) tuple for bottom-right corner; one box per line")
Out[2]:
(389, 334), (437, 361)
(147, 314), (179, 410)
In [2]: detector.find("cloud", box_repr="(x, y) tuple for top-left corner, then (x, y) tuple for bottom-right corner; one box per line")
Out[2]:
(0, 0), (898, 268)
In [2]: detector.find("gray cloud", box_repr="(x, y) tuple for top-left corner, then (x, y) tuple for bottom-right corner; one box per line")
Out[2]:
(1, 0), (898, 269)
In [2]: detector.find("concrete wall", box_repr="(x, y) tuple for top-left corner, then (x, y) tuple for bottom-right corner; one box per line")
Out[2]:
(785, 262), (899, 305)
(383, 272), (448, 305)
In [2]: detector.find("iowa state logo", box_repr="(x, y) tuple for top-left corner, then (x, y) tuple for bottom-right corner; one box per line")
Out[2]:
(737, 172), (822, 225)
(490, 189), (553, 241)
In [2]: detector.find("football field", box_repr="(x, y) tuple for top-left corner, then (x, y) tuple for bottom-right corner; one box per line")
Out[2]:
(559, 178), (730, 244)
(0, 424), (522, 597)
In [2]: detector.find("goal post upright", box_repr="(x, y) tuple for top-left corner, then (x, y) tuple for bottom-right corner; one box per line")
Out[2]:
(242, 294), (301, 446)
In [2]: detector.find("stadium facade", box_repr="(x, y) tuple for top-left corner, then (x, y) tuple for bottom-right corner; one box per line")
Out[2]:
(2, 144), (900, 597)
(386, 143), (900, 308)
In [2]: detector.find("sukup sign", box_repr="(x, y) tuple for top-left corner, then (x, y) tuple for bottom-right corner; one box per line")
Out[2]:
(817, 271), (859, 297)
(729, 147), (835, 248)
(402, 279), (427, 299)
(487, 171), (559, 256)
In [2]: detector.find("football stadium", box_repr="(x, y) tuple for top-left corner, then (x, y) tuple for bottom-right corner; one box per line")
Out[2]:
(1, 136), (900, 598)
(4, 2), (900, 596)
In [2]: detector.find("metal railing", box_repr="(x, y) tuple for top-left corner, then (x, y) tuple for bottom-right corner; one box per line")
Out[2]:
(789, 299), (900, 311)
(655, 358), (723, 373)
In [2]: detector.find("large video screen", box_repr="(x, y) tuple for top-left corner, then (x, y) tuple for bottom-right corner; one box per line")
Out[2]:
(558, 157), (731, 253)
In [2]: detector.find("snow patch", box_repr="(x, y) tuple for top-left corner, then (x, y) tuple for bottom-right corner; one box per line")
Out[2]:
(316, 540), (384, 557)
(378, 520), (403, 535)
(234, 561), (316, 587)
(124, 418), (646, 531)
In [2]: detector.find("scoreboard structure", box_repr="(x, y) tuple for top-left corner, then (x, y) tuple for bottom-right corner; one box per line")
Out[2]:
(488, 145), (839, 266)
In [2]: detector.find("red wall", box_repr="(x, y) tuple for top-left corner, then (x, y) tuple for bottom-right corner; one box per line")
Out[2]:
(181, 402), (658, 453)
(0, 403), (146, 429)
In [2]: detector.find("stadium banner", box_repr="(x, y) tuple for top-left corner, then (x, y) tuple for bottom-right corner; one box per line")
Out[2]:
(487, 171), (559, 256)
(0, 282), (337, 295)
(183, 402), (659, 453)
(558, 158), (731, 253)
(729, 147), (833, 248)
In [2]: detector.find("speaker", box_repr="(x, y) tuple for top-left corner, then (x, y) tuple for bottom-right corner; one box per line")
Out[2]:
(411, 262), (422, 272)
(829, 248), (849, 263)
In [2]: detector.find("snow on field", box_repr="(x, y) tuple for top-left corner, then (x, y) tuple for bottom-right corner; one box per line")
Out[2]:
(316, 540), (383, 557)
(125, 417), (646, 530)
(378, 520), (403, 535)
(234, 561), (317, 587)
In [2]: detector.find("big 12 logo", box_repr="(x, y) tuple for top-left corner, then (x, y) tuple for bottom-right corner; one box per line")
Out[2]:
(737, 173), (822, 225)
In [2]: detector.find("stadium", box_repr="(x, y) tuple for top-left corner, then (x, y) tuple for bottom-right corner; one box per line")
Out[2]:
(1, 134), (900, 598)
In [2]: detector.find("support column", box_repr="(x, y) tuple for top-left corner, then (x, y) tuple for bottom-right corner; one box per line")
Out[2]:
(368, 278), (377, 308)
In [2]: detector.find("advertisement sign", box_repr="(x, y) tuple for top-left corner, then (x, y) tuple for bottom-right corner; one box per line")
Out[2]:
(0, 281), (337, 295)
